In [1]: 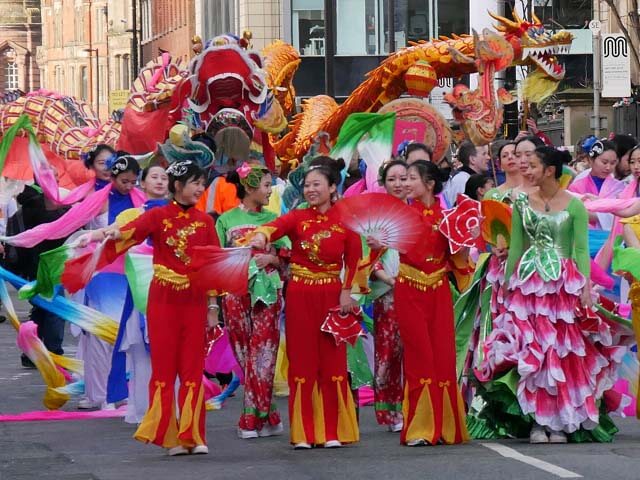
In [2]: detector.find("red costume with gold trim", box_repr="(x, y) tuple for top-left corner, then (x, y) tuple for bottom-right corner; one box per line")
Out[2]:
(394, 199), (470, 445)
(108, 201), (218, 449)
(254, 206), (361, 445)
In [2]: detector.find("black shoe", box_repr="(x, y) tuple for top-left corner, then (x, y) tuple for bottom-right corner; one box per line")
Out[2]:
(20, 354), (36, 369)
(0, 315), (6, 323)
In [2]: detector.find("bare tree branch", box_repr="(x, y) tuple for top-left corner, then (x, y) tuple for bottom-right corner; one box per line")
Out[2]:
(602, 0), (640, 80)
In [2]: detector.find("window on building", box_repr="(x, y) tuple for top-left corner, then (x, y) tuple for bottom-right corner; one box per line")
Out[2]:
(534, 0), (591, 29)
(6, 60), (18, 90)
(292, 0), (324, 56)
(203, 0), (235, 39)
(70, 66), (76, 95)
(80, 66), (88, 100)
(141, 0), (152, 42)
(336, 0), (388, 55)
(114, 54), (121, 89)
(96, 8), (104, 41)
(395, 0), (468, 47)
(99, 65), (106, 102)
(123, 55), (130, 89)
(54, 13), (62, 47)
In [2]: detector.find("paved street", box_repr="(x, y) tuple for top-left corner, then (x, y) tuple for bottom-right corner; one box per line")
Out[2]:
(2, 290), (640, 480)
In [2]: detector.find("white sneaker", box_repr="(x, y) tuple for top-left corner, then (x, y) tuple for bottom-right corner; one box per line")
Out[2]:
(406, 438), (427, 447)
(77, 398), (99, 409)
(293, 442), (312, 450)
(100, 402), (116, 411)
(168, 445), (189, 456)
(388, 422), (403, 433)
(258, 422), (284, 437)
(548, 430), (567, 444)
(237, 428), (259, 439)
(529, 425), (549, 444)
(191, 445), (209, 454)
(324, 440), (342, 448)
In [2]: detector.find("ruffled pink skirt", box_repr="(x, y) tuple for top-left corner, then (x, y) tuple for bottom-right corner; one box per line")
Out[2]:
(475, 259), (632, 433)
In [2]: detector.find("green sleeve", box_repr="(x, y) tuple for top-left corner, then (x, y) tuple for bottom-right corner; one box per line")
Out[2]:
(215, 214), (228, 247)
(569, 198), (591, 278)
(504, 201), (525, 281)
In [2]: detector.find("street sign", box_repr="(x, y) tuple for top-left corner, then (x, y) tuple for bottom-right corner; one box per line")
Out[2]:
(588, 19), (601, 35)
(601, 34), (632, 98)
(109, 90), (130, 111)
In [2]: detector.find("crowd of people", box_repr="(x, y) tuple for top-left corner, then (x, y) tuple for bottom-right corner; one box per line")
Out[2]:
(0, 121), (639, 457)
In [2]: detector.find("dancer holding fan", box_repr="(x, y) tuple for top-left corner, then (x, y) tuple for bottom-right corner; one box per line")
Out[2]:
(337, 161), (472, 446)
(395, 160), (470, 446)
(369, 160), (408, 432)
(248, 157), (362, 449)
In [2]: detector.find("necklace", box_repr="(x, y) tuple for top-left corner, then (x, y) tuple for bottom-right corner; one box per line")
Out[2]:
(539, 186), (560, 212)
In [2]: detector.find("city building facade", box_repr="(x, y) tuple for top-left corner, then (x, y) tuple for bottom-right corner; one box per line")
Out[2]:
(140, 0), (195, 65)
(0, 0), (41, 93)
(39, 0), (135, 119)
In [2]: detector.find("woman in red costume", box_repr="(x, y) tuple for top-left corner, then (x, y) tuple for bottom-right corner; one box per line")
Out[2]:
(395, 160), (470, 446)
(249, 157), (362, 449)
(100, 161), (219, 456)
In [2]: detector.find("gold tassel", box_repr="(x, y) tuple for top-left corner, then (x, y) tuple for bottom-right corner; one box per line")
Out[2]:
(291, 377), (307, 444)
(405, 378), (435, 443)
(135, 381), (166, 445)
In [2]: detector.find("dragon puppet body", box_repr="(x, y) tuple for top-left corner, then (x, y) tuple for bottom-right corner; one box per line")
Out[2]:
(273, 10), (572, 160)
(0, 11), (571, 183)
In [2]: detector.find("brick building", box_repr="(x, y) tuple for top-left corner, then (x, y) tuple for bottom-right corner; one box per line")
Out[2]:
(39, 0), (134, 119)
(140, 0), (195, 65)
(0, 0), (41, 93)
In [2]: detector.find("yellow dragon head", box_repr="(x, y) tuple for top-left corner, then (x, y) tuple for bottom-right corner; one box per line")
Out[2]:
(490, 10), (573, 81)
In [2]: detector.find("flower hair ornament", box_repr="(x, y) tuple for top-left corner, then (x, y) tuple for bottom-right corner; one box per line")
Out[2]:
(166, 160), (194, 177)
(589, 140), (605, 159)
(237, 162), (267, 189)
(396, 140), (414, 158)
(107, 154), (127, 175)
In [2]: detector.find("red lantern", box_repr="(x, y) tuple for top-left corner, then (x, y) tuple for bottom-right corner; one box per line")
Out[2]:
(404, 61), (438, 98)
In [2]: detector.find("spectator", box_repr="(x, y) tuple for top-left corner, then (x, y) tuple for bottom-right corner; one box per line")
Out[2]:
(464, 174), (494, 201)
(611, 133), (638, 182)
(404, 142), (433, 164)
(443, 141), (490, 205)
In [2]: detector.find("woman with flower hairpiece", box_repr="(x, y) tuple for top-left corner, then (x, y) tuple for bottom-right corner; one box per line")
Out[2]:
(65, 160), (219, 456)
(217, 162), (291, 439)
(74, 155), (147, 411)
(368, 159), (408, 433)
(248, 156), (363, 449)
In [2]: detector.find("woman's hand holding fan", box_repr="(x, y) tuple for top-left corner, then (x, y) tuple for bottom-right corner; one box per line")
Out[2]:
(333, 193), (423, 253)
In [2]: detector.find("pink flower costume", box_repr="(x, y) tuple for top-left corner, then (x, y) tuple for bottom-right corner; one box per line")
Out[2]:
(475, 194), (632, 440)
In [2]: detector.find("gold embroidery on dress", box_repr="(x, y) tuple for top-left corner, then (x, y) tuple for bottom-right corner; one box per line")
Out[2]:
(300, 230), (339, 268)
(166, 221), (206, 264)
(300, 214), (328, 232)
(162, 219), (173, 232)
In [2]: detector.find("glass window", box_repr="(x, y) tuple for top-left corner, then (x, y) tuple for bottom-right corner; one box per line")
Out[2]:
(336, 0), (388, 55)
(203, 0), (235, 39)
(292, 0), (325, 56)
(6, 60), (18, 90)
(123, 55), (130, 89)
(81, 66), (88, 100)
(534, 0), (591, 30)
(395, 0), (468, 47)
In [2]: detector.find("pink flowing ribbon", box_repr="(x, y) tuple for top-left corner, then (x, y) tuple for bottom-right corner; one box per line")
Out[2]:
(0, 185), (147, 248)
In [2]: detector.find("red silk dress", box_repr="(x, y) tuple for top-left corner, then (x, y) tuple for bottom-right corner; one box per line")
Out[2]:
(107, 201), (219, 449)
(254, 205), (362, 445)
(394, 199), (470, 445)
